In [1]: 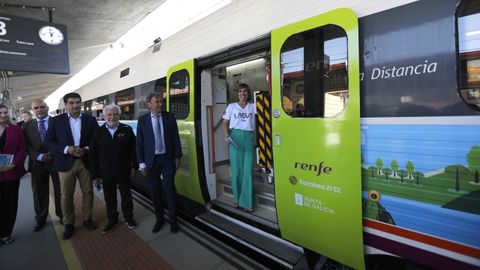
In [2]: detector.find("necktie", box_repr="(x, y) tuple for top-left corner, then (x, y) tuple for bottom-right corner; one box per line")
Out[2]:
(38, 119), (47, 144)
(155, 115), (164, 153)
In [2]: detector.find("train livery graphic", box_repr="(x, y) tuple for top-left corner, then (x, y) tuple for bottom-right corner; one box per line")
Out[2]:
(58, 0), (479, 269)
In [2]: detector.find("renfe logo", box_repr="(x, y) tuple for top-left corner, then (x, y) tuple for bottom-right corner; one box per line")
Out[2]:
(294, 162), (332, 176)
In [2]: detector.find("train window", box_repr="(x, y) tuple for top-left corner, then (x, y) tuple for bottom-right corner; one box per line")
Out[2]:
(92, 95), (110, 120)
(83, 100), (93, 116)
(457, 0), (480, 111)
(169, 69), (190, 119)
(280, 24), (348, 118)
(115, 88), (135, 120)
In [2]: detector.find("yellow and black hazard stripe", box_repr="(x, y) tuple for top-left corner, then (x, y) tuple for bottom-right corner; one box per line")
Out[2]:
(255, 93), (273, 169)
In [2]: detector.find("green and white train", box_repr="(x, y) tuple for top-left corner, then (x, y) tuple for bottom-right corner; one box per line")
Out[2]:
(59, 0), (480, 269)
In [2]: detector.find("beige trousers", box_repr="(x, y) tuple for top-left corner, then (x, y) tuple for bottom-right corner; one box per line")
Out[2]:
(58, 159), (93, 225)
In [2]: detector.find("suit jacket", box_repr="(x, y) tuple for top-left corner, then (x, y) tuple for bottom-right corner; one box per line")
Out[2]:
(136, 111), (182, 170)
(90, 123), (137, 179)
(45, 113), (99, 172)
(0, 125), (26, 182)
(23, 117), (53, 172)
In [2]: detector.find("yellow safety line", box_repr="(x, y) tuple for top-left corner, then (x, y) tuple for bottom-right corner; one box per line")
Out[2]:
(48, 197), (83, 270)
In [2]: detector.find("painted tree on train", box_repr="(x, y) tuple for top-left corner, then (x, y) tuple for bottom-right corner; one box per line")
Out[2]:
(406, 161), (414, 179)
(414, 171), (424, 186)
(445, 165), (469, 192)
(382, 168), (392, 180)
(398, 169), (407, 183)
(368, 166), (376, 178)
(376, 158), (383, 174)
(467, 146), (480, 184)
(391, 160), (399, 177)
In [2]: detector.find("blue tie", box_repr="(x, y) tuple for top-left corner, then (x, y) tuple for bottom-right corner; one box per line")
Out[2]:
(155, 115), (164, 153)
(38, 119), (47, 144)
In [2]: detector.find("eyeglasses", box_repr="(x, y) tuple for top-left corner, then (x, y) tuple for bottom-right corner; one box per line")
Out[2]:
(33, 106), (46, 109)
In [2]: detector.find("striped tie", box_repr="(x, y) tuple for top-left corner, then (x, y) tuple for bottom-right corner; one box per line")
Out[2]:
(38, 119), (47, 144)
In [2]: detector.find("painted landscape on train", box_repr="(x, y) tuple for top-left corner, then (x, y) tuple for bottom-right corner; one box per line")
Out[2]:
(361, 124), (480, 247)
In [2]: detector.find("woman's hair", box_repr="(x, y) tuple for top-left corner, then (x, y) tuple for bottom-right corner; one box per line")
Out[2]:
(0, 104), (14, 125)
(236, 83), (251, 101)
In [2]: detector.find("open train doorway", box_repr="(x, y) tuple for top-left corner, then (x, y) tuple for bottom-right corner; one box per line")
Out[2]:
(199, 54), (278, 228)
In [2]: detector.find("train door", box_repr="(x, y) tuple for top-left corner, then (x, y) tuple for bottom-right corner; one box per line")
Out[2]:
(200, 55), (279, 227)
(271, 9), (365, 269)
(167, 60), (205, 204)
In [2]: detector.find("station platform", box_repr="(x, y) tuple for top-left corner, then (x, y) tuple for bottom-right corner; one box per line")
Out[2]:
(0, 173), (268, 270)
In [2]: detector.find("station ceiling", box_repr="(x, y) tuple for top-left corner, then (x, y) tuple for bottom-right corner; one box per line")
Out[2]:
(0, 0), (164, 114)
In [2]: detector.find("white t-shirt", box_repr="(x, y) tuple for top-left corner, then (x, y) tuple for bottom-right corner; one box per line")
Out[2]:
(222, 103), (256, 131)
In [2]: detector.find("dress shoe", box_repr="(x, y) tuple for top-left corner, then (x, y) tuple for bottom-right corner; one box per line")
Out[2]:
(82, 219), (98, 230)
(125, 217), (137, 229)
(101, 219), (118, 234)
(170, 223), (179, 233)
(152, 220), (164, 233)
(1, 236), (14, 245)
(62, 224), (75, 240)
(33, 221), (46, 232)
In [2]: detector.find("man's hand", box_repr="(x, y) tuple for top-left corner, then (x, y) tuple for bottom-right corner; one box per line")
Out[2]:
(73, 148), (88, 157)
(93, 178), (101, 187)
(139, 168), (148, 177)
(175, 158), (181, 170)
(67, 146), (77, 155)
(42, 152), (53, 162)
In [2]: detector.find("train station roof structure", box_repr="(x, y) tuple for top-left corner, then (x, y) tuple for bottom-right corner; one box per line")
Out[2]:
(1, 0), (232, 113)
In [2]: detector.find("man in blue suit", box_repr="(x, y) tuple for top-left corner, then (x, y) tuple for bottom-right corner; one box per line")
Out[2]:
(45, 93), (99, 240)
(136, 92), (182, 233)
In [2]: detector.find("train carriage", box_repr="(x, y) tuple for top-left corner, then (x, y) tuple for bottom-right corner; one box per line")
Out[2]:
(61, 0), (480, 269)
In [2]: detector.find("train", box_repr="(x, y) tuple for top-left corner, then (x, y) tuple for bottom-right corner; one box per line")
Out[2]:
(51, 0), (480, 269)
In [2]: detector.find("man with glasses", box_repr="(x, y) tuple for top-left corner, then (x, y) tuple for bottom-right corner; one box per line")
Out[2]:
(45, 93), (99, 240)
(24, 100), (63, 232)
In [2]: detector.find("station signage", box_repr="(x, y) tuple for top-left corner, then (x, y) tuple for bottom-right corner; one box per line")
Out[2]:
(0, 12), (69, 74)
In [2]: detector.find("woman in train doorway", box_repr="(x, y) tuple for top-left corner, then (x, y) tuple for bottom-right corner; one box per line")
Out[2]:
(0, 104), (26, 245)
(223, 83), (255, 212)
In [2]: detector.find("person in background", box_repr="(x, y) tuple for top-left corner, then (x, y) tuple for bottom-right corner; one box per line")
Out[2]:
(0, 104), (26, 245)
(45, 93), (99, 240)
(136, 93), (182, 234)
(23, 99), (63, 232)
(90, 104), (137, 234)
(222, 83), (255, 212)
(17, 111), (33, 129)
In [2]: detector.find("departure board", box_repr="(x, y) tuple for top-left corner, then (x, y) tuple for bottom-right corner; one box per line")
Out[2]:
(0, 12), (69, 74)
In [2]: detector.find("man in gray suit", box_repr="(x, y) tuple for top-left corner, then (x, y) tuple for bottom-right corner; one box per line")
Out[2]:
(24, 99), (62, 232)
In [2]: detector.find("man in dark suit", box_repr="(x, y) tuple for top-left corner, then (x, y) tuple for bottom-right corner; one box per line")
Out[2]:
(24, 99), (63, 232)
(45, 93), (99, 240)
(136, 92), (182, 233)
(90, 104), (137, 234)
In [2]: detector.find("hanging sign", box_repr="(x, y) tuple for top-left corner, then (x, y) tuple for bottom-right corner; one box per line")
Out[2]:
(0, 12), (69, 74)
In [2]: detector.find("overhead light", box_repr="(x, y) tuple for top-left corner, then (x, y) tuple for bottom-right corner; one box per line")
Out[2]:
(466, 29), (480, 36)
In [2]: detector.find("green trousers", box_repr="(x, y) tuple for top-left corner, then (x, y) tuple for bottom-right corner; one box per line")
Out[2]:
(229, 129), (254, 209)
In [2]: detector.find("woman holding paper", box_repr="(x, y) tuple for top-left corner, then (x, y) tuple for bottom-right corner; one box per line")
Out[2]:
(0, 104), (26, 245)
(222, 83), (255, 212)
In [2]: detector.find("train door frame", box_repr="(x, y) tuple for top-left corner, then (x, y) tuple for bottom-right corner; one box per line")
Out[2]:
(271, 8), (365, 270)
(197, 37), (285, 231)
(167, 59), (207, 205)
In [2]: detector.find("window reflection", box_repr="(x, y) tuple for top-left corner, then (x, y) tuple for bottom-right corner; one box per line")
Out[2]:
(458, 0), (480, 110)
(115, 88), (135, 120)
(169, 69), (190, 119)
(280, 25), (348, 118)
